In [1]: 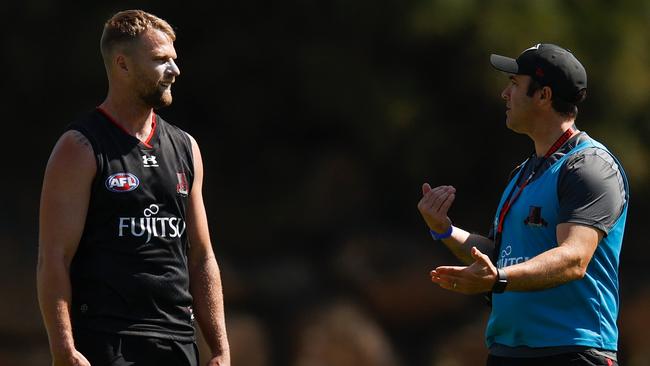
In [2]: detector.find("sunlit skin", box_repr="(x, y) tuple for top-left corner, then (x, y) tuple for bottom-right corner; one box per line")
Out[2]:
(126, 28), (180, 109)
(499, 74), (575, 157)
(99, 28), (180, 141)
(501, 74), (536, 134)
(39, 23), (230, 365)
(417, 72), (602, 295)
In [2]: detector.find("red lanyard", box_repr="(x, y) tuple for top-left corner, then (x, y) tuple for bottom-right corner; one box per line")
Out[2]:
(496, 128), (575, 234)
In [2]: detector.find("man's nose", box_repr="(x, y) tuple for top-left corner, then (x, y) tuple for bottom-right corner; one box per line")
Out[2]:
(501, 85), (510, 101)
(167, 59), (180, 77)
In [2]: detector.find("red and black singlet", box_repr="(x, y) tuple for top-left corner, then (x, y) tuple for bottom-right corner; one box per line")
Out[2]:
(68, 108), (195, 341)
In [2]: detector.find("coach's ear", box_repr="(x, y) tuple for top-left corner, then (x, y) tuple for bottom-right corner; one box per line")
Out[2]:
(538, 86), (553, 105)
(116, 54), (129, 73)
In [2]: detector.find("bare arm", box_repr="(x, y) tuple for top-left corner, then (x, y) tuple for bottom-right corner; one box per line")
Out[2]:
(37, 131), (95, 365)
(502, 223), (601, 291)
(431, 223), (602, 294)
(185, 134), (230, 366)
(417, 183), (495, 264)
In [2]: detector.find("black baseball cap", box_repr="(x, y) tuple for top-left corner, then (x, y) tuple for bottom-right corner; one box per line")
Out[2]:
(490, 43), (587, 103)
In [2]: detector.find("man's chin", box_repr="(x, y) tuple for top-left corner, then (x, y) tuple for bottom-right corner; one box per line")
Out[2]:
(505, 120), (527, 135)
(154, 97), (173, 109)
(143, 93), (173, 109)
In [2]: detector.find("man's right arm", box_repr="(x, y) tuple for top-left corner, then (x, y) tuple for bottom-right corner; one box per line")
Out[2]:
(417, 183), (495, 265)
(37, 130), (96, 365)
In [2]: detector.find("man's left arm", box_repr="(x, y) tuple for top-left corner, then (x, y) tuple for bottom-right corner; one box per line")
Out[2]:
(432, 148), (624, 293)
(186, 134), (230, 365)
(504, 149), (625, 292)
(431, 223), (602, 293)
(499, 223), (602, 291)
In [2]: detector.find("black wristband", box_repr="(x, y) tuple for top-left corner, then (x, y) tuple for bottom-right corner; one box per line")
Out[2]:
(492, 268), (508, 294)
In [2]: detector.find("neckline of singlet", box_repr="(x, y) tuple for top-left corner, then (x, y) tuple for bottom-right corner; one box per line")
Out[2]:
(495, 127), (577, 235)
(523, 130), (586, 177)
(96, 107), (157, 149)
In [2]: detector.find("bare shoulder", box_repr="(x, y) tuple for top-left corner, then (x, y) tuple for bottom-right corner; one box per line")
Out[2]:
(46, 130), (96, 176)
(55, 130), (94, 152)
(66, 129), (94, 152)
(40, 130), (97, 262)
(184, 132), (203, 161)
(184, 131), (198, 147)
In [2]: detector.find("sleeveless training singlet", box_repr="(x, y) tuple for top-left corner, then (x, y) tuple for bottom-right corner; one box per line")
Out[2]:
(487, 136), (628, 352)
(67, 108), (195, 341)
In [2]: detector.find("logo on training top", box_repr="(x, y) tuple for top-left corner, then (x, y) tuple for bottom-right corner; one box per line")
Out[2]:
(142, 154), (159, 168)
(524, 206), (548, 227)
(496, 244), (530, 269)
(106, 173), (140, 192)
(118, 203), (186, 244)
(176, 172), (189, 196)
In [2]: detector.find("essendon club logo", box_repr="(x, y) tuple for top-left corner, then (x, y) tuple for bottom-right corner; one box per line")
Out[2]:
(176, 172), (189, 196)
(524, 206), (548, 227)
(106, 172), (140, 192)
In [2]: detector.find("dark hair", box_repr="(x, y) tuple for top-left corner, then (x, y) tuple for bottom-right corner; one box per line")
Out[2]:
(526, 78), (586, 119)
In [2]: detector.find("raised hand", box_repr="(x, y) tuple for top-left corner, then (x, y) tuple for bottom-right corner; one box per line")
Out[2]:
(417, 184), (456, 233)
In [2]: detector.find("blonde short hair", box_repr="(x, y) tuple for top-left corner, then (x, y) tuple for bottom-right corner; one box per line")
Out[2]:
(100, 9), (175, 60)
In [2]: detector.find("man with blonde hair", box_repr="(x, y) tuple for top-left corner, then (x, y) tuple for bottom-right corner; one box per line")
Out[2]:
(38, 10), (230, 366)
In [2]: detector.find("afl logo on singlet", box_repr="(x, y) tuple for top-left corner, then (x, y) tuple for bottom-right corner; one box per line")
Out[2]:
(106, 173), (140, 192)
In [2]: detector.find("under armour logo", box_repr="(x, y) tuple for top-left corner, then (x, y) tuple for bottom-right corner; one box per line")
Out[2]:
(142, 155), (159, 168)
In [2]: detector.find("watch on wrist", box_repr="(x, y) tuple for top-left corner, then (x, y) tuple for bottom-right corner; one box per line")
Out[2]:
(492, 268), (508, 293)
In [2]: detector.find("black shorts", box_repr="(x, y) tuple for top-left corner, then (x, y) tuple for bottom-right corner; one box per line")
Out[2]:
(487, 349), (617, 366)
(74, 328), (199, 366)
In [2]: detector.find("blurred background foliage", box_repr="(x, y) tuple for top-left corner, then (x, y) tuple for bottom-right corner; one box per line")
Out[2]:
(1, 0), (649, 365)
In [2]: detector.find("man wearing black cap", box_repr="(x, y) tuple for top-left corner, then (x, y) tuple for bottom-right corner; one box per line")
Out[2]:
(418, 43), (628, 365)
